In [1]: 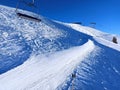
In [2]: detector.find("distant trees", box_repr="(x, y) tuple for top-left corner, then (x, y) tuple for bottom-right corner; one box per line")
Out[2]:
(112, 36), (118, 44)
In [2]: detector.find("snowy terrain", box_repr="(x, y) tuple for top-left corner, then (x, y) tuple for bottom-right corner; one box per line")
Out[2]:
(0, 5), (120, 90)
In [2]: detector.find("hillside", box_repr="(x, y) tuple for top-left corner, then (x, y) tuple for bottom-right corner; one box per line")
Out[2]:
(0, 5), (120, 90)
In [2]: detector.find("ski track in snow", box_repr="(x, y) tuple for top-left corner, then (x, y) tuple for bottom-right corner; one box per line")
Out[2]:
(0, 40), (95, 90)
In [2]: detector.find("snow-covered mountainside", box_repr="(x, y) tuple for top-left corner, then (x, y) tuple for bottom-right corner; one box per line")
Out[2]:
(0, 5), (120, 90)
(67, 23), (120, 43)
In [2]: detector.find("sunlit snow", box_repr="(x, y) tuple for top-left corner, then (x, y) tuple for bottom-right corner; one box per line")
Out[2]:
(0, 5), (120, 90)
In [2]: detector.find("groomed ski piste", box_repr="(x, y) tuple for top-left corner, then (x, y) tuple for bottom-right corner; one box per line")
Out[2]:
(0, 5), (120, 90)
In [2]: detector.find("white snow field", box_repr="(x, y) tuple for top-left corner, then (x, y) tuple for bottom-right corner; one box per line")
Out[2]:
(0, 5), (120, 90)
(68, 23), (120, 44)
(0, 40), (94, 90)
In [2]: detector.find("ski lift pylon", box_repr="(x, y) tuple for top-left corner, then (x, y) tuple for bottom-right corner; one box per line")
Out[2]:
(15, 0), (41, 22)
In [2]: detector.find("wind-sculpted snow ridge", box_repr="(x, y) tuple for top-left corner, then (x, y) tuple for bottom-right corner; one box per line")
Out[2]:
(0, 40), (94, 90)
(56, 24), (120, 90)
(59, 40), (120, 90)
(0, 5), (89, 74)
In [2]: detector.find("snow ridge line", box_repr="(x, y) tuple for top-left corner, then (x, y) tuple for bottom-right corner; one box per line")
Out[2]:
(94, 37), (120, 52)
(0, 40), (95, 90)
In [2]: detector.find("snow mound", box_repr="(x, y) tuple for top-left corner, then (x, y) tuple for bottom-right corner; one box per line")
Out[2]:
(0, 40), (94, 90)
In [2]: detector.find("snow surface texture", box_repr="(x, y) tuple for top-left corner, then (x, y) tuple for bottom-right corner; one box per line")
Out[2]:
(68, 23), (120, 44)
(0, 5), (88, 74)
(0, 40), (94, 90)
(0, 5), (120, 90)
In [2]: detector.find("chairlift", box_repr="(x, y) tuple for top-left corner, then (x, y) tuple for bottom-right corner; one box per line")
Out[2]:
(90, 22), (96, 28)
(15, 0), (41, 22)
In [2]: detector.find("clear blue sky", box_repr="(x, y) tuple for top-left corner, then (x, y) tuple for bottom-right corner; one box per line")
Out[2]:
(0, 0), (120, 34)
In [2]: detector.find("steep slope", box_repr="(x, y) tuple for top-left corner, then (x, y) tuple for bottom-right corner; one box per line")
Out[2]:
(0, 5), (89, 74)
(59, 39), (120, 90)
(0, 5), (120, 90)
(0, 40), (95, 90)
(56, 24), (120, 90)
(67, 23), (120, 44)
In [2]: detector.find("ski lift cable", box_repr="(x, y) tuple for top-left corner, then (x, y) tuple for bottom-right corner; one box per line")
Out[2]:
(15, 0), (20, 12)
(16, 0), (27, 12)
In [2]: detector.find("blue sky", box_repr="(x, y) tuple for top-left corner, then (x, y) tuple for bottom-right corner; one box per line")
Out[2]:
(0, 0), (120, 34)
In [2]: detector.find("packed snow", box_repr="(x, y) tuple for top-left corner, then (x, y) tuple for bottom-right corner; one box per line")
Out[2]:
(0, 5), (120, 90)
(94, 37), (120, 52)
(67, 23), (120, 44)
(0, 40), (94, 90)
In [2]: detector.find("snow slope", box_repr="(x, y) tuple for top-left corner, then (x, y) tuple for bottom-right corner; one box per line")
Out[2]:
(0, 5), (120, 90)
(67, 23), (120, 44)
(0, 40), (94, 90)
(60, 42), (120, 90)
(0, 5), (88, 74)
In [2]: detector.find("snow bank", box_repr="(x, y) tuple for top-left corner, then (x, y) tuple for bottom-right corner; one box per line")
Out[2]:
(0, 40), (95, 90)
